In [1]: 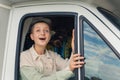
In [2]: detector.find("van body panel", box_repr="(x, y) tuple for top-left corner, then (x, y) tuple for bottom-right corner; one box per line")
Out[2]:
(1, 1), (120, 80)
(0, 6), (10, 79)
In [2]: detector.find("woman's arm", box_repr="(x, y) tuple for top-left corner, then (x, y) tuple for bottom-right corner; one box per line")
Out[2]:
(20, 66), (74, 80)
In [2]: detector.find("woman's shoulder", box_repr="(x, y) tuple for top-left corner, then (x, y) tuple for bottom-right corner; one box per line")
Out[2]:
(21, 49), (30, 55)
(20, 48), (32, 59)
(20, 48), (34, 67)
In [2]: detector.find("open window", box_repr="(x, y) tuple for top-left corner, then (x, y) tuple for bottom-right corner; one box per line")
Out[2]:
(15, 12), (78, 80)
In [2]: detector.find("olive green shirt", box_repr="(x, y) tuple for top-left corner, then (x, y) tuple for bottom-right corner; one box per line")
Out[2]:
(20, 46), (74, 80)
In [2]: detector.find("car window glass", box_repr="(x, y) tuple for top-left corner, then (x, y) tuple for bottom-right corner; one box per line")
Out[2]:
(83, 21), (120, 80)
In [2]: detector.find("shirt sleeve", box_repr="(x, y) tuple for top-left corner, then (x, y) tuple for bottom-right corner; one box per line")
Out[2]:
(20, 66), (74, 80)
(53, 52), (70, 70)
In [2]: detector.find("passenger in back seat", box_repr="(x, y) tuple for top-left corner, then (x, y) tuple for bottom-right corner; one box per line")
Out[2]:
(47, 29), (72, 59)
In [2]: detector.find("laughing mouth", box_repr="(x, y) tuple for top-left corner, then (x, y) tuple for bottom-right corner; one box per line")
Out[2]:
(39, 38), (46, 40)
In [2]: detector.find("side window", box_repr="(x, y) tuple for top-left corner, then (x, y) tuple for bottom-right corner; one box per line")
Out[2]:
(83, 21), (120, 80)
(16, 12), (78, 80)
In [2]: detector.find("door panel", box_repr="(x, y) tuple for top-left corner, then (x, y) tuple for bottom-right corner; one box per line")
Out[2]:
(0, 7), (10, 80)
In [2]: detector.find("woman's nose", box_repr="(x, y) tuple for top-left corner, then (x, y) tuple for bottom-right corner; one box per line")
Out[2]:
(40, 31), (45, 35)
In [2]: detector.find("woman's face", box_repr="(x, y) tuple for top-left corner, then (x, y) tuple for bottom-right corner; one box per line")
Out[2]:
(30, 22), (51, 47)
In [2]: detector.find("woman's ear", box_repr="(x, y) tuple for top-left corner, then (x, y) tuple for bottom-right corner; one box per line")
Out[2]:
(49, 31), (54, 40)
(30, 34), (34, 40)
(48, 34), (51, 41)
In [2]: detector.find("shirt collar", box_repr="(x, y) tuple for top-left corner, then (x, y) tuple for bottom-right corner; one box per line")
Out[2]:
(29, 45), (51, 60)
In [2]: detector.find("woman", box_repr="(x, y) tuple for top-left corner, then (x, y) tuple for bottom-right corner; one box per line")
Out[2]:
(20, 17), (85, 80)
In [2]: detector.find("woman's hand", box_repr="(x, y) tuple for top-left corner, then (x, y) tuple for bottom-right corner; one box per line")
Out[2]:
(71, 29), (74, 51)
(69, 53), (85, 71)
(70, 29), (85, 71)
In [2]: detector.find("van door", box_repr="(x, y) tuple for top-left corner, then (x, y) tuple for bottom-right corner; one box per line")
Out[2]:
(1, 4), (87, 80)
(79, 16), (120, 80)
(5, 3), (120, 80)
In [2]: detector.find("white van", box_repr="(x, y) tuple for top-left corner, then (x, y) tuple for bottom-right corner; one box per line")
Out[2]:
(1, 1), (120, 80)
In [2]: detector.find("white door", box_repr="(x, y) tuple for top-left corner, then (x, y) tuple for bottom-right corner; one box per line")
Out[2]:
(2, 4), (82, 80)
(0, 3), (11, 80)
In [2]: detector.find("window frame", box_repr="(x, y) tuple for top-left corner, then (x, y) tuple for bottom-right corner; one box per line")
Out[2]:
(14, 12), (78, 80)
